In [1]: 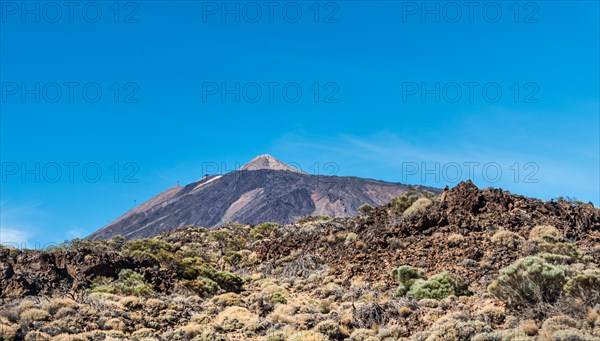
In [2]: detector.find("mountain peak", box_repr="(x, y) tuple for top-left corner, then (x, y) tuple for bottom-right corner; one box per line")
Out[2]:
(240, 154), (306, 174)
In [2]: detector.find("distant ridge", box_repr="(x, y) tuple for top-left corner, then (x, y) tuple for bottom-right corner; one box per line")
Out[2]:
(87, 155), (439, 240)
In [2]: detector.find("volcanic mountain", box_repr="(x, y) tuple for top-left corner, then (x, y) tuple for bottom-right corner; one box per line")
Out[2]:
(88, 155), (437, 240)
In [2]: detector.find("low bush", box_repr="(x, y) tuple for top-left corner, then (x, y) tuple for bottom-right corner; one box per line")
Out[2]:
(212, 271), (244, 293)
(296, 215), (330, 224)
(269, 292), (287, 304)
(41, 297), (77, 315)
(488, 256), (568, 310)
(352, 302), (387, 329)
(538, 242), (580, 264)
(407, 271), (456, 300)
(213, 306), (258, 332)
(528, 225), (562, 243)
(392, 265), (425, 296)
(448, 233), (465, 247)
(403, 198), (433, 216)
(391, 192), (418, 213)
(538, 315), (579, 340)
(121, 238), (174, 261)
(182, 277), (220, 296)
(563, 273), (600, 306)
(90, 269), (153, 296)
(491, 230), (525, 249)
(358, 204), (374, 215)
(250, 222), (278, 239)
(427, 313), (489, 340)
(20, 308), (51, 322)
(345, 232), (358, 245)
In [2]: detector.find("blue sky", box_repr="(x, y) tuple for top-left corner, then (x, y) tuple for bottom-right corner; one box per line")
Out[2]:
(1, 1), (598, 248)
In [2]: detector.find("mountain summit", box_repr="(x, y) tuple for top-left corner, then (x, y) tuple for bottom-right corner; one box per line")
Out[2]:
(240, 154), (306, 174)
(87, 155), (439, 240)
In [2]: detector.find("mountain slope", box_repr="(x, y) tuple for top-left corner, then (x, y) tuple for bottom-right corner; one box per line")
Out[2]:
(88, 155), (437, 240)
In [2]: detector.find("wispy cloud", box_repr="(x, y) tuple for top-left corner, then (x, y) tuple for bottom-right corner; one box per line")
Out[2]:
(0, 227), (30, 246)
(0, 201), (43, 248)
(271, 131), (599, 204)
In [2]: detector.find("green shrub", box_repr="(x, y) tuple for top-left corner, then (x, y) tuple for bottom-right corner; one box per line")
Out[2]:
(181, 262), (216, 280)
(407, 271), (456, 300)
(392, 265), (425, 296)
(212, 271), (244, 293)
(265, 331), (287, 341)
(269, 292), (287, 304)
(392, 265), (424, 286)
(345, 232), (358, 244)
(250, 222), (278, 239)
(563, 273), (600, 305)
(121, 238), (174, 261)
(391, 192), (418, 212)
(296, 215), (330, 224)
(488, 256), (568, 309)
(538, 242), (580, 264)
(358, 204), (374, 215)
(223, 251), (244, 267)
(182, 277), (220, 296)
(90, 269), (153, 296)
(207, 230), (234, 253)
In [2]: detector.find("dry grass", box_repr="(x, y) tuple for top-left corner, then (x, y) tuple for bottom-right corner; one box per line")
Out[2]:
(41, 297), (78, 315)
(447, 233), (465, 247)
(104, 317), (126, 331)
(213, 306), (259, 332)
(491, 230), (525, 248)
(403, 198), (432, 216)
(529, 225), (562, 242)
(20, 308), (51, 322)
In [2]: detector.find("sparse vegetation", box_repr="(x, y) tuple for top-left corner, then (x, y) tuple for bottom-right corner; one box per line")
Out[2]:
(90, 268), (153, 296)
(403, 197), (433, 216)
(491, 230), (525, 248)
(358, 204), (373, 215)
(528, 225), (562, 243)
(251, 222), (279, 239)
(407, 271), (456, 300)
(2, 182), (599, 340)
(391, 192), (418, 212)
(448, 233), (465, 247)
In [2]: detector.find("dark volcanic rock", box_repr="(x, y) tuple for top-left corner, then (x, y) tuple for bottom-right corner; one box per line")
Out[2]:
(0, 248), (174, 298)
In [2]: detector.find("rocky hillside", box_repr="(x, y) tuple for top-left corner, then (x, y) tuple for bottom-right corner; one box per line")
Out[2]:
(1, 181), (599, 340)
(88, 155), (436, 240)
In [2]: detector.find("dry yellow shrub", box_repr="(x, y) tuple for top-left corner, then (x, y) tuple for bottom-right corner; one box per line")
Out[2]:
(529, 225), (562, 242)
(20, 308), (50, 322)
(448, 233), (465, 247)
(491, 230), (525, 248)
(520, 319), (538, 336)
(403, 198), (433, 216)
(41, 297), (77, 315)
(24, 331), (51, 341)
(213, 306), (258, 332)
(104, 317), (126, 331)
